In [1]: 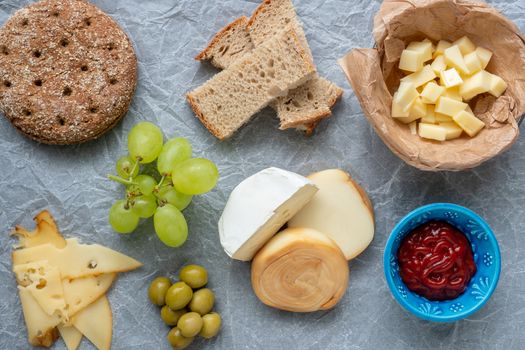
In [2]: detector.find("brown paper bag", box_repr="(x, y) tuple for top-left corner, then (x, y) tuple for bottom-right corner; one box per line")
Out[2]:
(339, 0), (525, 171)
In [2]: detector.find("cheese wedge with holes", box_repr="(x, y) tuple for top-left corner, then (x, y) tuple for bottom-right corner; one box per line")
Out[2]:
(12, 238), (142, 278)
(58, 325), (83, 350)
(219, 167), (318, 261)
(64, 273), (117, 317)
(72, 296), (112, 350)
(19, 288), (61, 347)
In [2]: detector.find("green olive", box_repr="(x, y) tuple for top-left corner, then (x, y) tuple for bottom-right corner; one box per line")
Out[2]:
(179, 265), (208, 289)
(177, 312), (203, 338)
(167, 327), (193, 349)
(189, 288), (215, 315)
(161, 306), (187, 326)
(165, 282), (193, 310)
(148, 277), (172, 306)
(199, 312), (222, 339)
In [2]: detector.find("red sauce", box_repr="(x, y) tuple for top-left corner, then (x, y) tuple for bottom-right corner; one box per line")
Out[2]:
(397, 221), (476, 301)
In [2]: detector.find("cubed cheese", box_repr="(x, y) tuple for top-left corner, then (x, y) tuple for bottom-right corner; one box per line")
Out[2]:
(435, 96), (468, 117)
(391, 94), (410, 118)
(434, 40), (452, 57)
(475, 47), (493, 69)
(443, 86), (462, 101)
(453, 110), (485, 137)
(394, 82), (419, 111)
(399, 49), (425, 72)
(459, 70), (492, 100)
(431, 55), (447, 74)
(409, 97), (427, 119)
(439, 122), (463, 140)
(401, 65), (436, 87)
(488, 74), (507, 97)
(421, 105), (436, 123)
(444, 45), (470, 75)
(440, 68), (464, 88)
(407, 40), (433, 62)
(464, 51), (482, 74)
(453, 36), (477, 55)
(409, 121), (417, 135)
(420, 82), (445, 104)
(435, 113), (454, 123)
(418, 123), (447, 141)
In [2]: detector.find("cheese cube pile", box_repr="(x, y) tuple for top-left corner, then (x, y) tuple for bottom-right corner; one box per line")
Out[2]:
(392, 36), (507, 141)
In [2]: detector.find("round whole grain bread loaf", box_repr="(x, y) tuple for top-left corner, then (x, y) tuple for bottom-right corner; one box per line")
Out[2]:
(0, 0), (137, 144)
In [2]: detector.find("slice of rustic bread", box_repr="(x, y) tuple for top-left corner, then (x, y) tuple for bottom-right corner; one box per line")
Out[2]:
(195, 17), (254, 70)
(187, 29), (316, 140)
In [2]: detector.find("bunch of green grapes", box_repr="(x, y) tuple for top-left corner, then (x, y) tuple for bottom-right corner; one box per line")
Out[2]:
(108, 122), (219, 247)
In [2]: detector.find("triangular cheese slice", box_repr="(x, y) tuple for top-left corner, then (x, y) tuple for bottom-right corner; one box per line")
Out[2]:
(18, 288), (61, 347)
(13, 210), (66, 248)
(64, 273), (117, 316)
(58, 325), (83, 350)
(12, 238), (142, 278)
(72, 296), (112, 350)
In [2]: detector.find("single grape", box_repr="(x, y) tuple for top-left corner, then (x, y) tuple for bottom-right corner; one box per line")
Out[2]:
(128, 122), (163, 164)
(172, 158), (219, 195)
(134, 174), (157, 196)
(154, 204), (188, 247)
(109, 200), (140, 233)
(157, 138), (192, 176)
(116, 155), (139, 179)
(131, 195), (157, 218)
(156, 185), (193, 211)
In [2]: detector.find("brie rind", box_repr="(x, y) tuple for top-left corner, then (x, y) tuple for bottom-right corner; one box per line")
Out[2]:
(218, 167), (318, 261)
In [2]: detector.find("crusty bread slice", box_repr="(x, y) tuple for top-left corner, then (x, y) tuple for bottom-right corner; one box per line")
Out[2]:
(195, 17), (254, 70)
(187, 29), (316, 140)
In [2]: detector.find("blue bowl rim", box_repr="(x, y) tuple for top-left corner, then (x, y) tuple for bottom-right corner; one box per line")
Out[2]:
(383, 203), (501, 322)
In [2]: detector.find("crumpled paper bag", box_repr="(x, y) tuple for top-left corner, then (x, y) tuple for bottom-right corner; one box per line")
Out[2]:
(338, 0), (525, 171)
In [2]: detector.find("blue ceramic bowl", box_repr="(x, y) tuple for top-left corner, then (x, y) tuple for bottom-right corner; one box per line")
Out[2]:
(384, 203), (501, 322)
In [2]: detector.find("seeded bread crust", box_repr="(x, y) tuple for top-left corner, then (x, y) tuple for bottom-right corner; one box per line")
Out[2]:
(0, 0), (137, 145)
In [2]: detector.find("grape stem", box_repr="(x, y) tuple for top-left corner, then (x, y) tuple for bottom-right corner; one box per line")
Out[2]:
(128, 161), (139, 181)
(154, 175), (166, 193)
(108, 174), (137, 186)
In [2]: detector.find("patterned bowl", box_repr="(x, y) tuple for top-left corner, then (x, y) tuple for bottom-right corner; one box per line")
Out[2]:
(383, 203), (501, 322)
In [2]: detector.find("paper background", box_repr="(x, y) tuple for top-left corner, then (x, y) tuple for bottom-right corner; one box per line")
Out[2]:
(0, 0), (524, 349)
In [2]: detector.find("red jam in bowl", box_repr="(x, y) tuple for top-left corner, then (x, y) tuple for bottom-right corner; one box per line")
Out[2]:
(397, 221), (476, 301)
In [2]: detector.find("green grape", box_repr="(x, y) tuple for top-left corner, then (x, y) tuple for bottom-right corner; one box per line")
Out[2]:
(157, 138), (192, 176)
(135, 174), (157, 195)
(172, 158), (219, 195)
(154, 204), (188, 247)
(131, 195), (157, 218)
(127, 122), (163, 164)
(116, 155), (139, 179)
(109, 200), (140, 234)
(156, 185), (193, 211)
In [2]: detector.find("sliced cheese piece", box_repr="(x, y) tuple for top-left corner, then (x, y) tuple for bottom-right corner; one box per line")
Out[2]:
(444, 45), (470, 75)
(453, 110), (485, 137)
(409, 121), (417, 135)
(401, 65), (436, 88)
(435, 113), (453, 123)
(420, 81), (445, 104)
(19, 288), (61, 347)
(14, 261), (68, 320)
(12, 238), (142, 278)
(72, 296), (112, 350)
(464, 51), (482, 74)
(394, 82), (419, 111)
(399, 49), (425, 72)
(58, 325), (83, 350)
(475, 47), (493, 69)
(418, 123), (447, 141)
(453, 36), (476, 55)
(407, 40), (433, 62)
(218, 167), (318, 261)
(64, 273), (117, 317)
(434, 40), (452, 57)
(431, 55), (447, 74)
(489, 74), (507, 97)
(459, 70), (492, 100)
(288, 169), (375, 260)
(435, 96), (467, 117)
(409, 97), (427, 119)
(440, 68), (463, 88)
(439, 122), (463, 140)
(391, 93), (410, 118)
(13, 210), (66, 249)
(443, 86), (462, 101)
(421, 105), (436, 123)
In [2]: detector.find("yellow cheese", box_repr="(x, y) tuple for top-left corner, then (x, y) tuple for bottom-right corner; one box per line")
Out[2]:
(440, 68), (463, 88)
(418, 123), (447, 141)
(401, 65), (436, 87)
(12, 238), (142, 279)
(72, 296), (112, 350)
(431, 55), (447, 74)
(64, 273), (117, 317)
(435, 96), (468, 117)
(452, 36), (477, 55)
(444, 45), (470, 75)
(13, 210), (66, 249)
(434, 40), (452, 57)
(14, 261), (68, 320)
(435, 113), (454, 123)
(391, 93), (410, 118)
(407, 40), (433, 62)
(409, 97), (427, 119)
(399, 49), (425, 72)
(453, 110), (485, 137)
(488, 74), (507, 97)
(475, 47), (493, 69)
(393, 82), (419, 111)
(439, 122), (463, 140)
(420, 82), (445, 104)
(459, 70), (492, 100)
(409, 121), (417, 135)
(464, 51), (482, 74)
(58, 325), (83, 350)
(421, 105), (436, 123)
(443, 86), (462, 101)
(19, 288), (61, 347)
